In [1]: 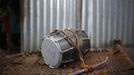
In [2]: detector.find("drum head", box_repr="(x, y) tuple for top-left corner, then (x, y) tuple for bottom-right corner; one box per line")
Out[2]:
(41, 37), (62, 68)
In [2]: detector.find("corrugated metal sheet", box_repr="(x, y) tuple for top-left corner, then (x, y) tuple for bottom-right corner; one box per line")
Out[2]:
(22, 0), (134, 52)
(82, 0), (134, 49)
(22, 0), (77, 52)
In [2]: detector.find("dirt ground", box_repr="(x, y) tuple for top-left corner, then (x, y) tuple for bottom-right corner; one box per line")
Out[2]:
(0, 49), (134, 75)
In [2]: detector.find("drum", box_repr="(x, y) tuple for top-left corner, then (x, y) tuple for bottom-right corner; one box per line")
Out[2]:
(41, 29), (90, 68)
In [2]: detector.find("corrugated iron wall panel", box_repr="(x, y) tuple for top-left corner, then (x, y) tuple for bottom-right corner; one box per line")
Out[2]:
(22, 0), (77, 52)
(82, 0), (134, 49)
(22, 0), (134, 52)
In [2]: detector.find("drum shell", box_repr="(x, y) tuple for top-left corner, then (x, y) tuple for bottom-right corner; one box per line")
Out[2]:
(75, 30), (90, 55)
(49, 31), (77, 63)
(41, 30), (90, 68)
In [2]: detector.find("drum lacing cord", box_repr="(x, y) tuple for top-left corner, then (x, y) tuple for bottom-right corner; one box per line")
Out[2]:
(64, 29), (78, 46)
(50, 29), (87, 68)
(64, 29), (87, 68)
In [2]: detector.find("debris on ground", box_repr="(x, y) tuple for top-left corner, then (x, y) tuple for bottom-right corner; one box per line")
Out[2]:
(0, 49), (134, 75)
(0, 40), (134, 75)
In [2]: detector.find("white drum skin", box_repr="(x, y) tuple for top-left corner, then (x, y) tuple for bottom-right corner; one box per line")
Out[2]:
(41, 37), (62, 68)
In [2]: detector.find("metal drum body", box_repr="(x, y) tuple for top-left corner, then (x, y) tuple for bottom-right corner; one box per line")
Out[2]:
(41, 30), (90, 68)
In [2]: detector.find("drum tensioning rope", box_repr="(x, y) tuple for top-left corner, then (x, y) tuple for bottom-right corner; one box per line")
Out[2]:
(49, 29), (87, 68)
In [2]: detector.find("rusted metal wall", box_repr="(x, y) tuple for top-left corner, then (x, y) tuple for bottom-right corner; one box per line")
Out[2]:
(22, 0), (134, 52)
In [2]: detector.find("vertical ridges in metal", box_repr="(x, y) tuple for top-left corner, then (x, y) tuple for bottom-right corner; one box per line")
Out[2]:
(113, 0), (116, 39)
(129, 0), (133, 45)
(22, 0), (134, 52)
(76, 0), (82, 29)
(82, 0), (86, 30)
(63, 0), (67, 29)
(43, 0), (47, 36)
(50, 0), (53, 32)
(37, 0), (40, 49)
(69, 0), (73, 28)
(22, 0), (77, 52)
(107, 0), (111, 47)
(87, 0), (93, 47)
(23, 0), (28, 52)
(96, 0), (99, 48)
(124, 0), (127, 44)
(102, 0), (105, 48)
(30, 0), (34, 52)
(56, 0), (60, 29)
